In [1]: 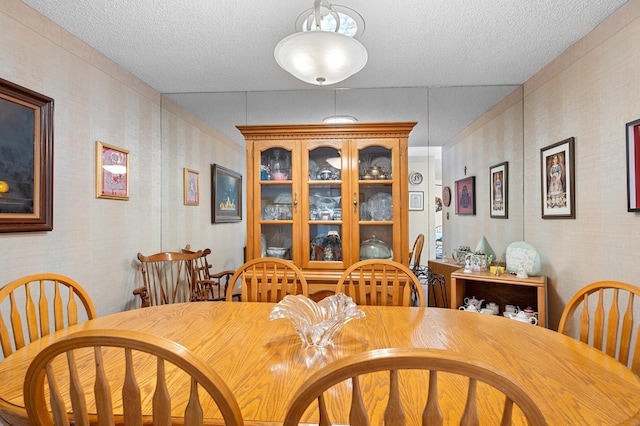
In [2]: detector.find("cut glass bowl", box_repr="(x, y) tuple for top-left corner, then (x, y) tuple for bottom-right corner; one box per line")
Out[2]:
(269, 293), (365, 347)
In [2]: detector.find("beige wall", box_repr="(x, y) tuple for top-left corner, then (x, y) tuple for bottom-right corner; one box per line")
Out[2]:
(0, 0), (245, 315)
(443, 0), (640, 329)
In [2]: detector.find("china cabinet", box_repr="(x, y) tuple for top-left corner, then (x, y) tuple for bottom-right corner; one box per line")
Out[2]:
(238, 122), (416, 292)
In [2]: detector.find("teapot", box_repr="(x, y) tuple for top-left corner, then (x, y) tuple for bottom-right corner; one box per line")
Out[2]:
(458, 304), (479, 312)
(511, 310), (538, 325)
(463, 296), (484, 309)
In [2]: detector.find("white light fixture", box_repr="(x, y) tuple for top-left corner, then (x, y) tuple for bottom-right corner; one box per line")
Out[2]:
(274, 0), (367, 86)
(323, 115), (358, 124)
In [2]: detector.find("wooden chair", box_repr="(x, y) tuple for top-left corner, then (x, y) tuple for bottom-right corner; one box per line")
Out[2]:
(283, 347), (546, 426)
(557, 280), (640, 375)
(23, 328), (244, 425)
(225, 258), (308, 302)
(133, 250), (202, 307)
(0, 273), (97, 358)
(335, 259), (425, 307)
(408, 233), (425, 273)
(182, 245), (237, 301)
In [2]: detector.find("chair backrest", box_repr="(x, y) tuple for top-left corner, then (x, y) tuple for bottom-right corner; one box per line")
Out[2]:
(0, 273), (97, 358)
(335, 259), (425, 307)
(134, 251), (202, 307)
(23, 329), (244, 426)
(283, 347), (546, 426)
(557, 280), (640, 375)
(408, 233), (425, 271)
(183, 245), (236, 301)
(226, 258), (308, 302)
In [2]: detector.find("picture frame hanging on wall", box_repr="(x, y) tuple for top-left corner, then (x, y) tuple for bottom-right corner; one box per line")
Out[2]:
(489, 162), (508, 218)
(455, 176), (476, 215)
(626, 118), (640, 212)
(408, 191), (424, 211)
(183, 168), (199, 206)
(96, 141), (129, 200)
(541, 137), (575, 219)
(212, 164), (242, 223)
(0, 78), (54, 233)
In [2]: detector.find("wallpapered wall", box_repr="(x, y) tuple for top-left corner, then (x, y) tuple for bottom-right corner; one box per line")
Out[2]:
(0, 0), (245, 316)
(442, 0), (640, 329)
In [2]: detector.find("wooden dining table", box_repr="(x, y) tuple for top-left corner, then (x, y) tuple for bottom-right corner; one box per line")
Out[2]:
(1, 301), (639, 425)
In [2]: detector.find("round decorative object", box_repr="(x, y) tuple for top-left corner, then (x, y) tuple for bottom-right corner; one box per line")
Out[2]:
(409, 172), (423, 185)
(442, 186), (452, 207)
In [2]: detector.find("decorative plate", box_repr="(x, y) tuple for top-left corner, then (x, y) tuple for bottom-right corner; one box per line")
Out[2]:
(308, 159), (318, 180)
(409, 172), (423, 185)
(506, 241), (541, 275)
(367, 192), (393, 221)
(442, 186), (451, 207)
(371, 156), (392, 176)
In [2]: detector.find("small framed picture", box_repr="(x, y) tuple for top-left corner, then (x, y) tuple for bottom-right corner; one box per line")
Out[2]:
(541, 137), (575, 219)
(408, 191), (424, 211)
(626, 119), (640, 212)
(212, 164), (242, 223)
(455, 176), (476, 215)
(183, 168), (199, 206)
(96, 141), (129, 200)
(489, 162), (508, 218)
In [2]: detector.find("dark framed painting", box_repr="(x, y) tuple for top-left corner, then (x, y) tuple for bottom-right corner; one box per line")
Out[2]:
(455, 176), (476, 215)
(626, 118), (640, 212)
(212, 164), (242, 223)
(489, 162), (508, 218)
(541, 137), (575, 219)
(0, 78), (54, 233)
(96, 141), (129, 200)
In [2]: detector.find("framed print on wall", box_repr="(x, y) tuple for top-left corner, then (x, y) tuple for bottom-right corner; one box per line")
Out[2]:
(541, 137), (575, 219)
(212, 164), (242, 223)
(626, 118), (640, 212)
(183, 168), (199, 206)
(96, 141), (129, 200)
(455, 176), (476, 215)
(490, 162), (508, 218)
(0, 78), (54, 233)
(408, 191), (424, 211)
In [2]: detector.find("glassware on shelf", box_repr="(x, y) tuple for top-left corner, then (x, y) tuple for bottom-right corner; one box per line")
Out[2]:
(268, 294), (365, 348)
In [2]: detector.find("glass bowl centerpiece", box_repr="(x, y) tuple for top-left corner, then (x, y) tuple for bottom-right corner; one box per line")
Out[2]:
(268, 293), (365, 348)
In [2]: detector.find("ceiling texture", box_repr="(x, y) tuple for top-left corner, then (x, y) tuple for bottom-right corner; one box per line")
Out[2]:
(20, 0), (629, 148)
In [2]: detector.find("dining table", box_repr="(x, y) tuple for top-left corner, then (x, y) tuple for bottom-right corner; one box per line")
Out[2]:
(1, 301), (639, 425)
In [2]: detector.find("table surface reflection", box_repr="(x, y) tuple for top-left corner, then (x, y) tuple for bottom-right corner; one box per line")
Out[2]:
(0, 302), (639, 425)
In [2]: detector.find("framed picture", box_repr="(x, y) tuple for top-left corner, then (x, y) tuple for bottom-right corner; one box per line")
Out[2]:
(455, 176), (476, 215)
(0, 78), (54, 233)
(183, 168), (199, 206)
(408, 191), (424, 211)
(626, 118), (640, 212)
(541, 137), (575, 219)
(212, 164), (242, 223)
(96, 141), (129, 200)
(489, 162), (508, 218)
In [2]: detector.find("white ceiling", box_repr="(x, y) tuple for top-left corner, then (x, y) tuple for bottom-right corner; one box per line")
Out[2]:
(20, 0), (628, 148)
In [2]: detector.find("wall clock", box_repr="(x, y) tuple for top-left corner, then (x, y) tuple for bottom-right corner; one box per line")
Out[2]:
(442, 186), (452, 207)
(409, 172), (423, 185)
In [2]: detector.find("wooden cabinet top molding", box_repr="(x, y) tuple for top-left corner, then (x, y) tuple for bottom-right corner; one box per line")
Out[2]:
(237, 122), (417, 140)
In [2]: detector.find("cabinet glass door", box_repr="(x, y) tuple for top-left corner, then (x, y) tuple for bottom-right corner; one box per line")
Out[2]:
(303, 141), (349, 269)
(353, 139), (401, 262)
(257, 145), (296, 260)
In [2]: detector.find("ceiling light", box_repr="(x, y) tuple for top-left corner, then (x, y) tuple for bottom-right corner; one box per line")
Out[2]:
(274, 0), (367, 86)
(323, 115), (358, 124)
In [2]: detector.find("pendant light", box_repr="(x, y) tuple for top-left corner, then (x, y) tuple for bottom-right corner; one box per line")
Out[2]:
(274, 0), (367, 86)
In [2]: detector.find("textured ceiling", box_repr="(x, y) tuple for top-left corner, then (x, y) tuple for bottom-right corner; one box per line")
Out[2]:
(20, 0), (629, 147)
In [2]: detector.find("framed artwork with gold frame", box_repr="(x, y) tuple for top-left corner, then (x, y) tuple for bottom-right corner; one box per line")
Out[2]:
(184, 168), (199, 206)
(96, 141), (129, 200)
